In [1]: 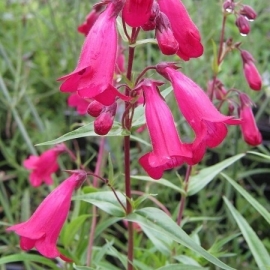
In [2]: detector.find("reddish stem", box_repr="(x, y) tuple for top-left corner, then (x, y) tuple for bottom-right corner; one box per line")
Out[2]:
(124, 28), (138, 270)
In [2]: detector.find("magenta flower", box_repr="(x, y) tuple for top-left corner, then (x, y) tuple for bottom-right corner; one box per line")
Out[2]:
(156, 12), (179, 55)
(6, 170), (87, 261)
(157, 63), (240, 164)
(23, 144), (66, 187)
(241, 50), (262, 91)
(77, 5), (103, 36)
(122, 0), (154, 27)
(58, 1), (128, 106)
(67, 93), (90, 115)
(138, 79), (192, 179)
(239, 94), (262, 146)
(157, 0), (203, 61)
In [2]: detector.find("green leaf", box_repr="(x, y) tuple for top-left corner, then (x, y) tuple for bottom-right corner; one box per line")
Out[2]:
(126, 207), (235, 270)
(188, 153), (245, 196)
(36, 122), (129, 146)
(0, 254), (60, 269)
(61, 214), (90, 247)
(73, 265), (94, 270)
(247, 151), (270, 161)
(221, 173), (270, 225)
(223, 196), (270, 270)
(73, 191), (126, 217)
(157, 265), (207, 270)
(131, 175), (184, 194)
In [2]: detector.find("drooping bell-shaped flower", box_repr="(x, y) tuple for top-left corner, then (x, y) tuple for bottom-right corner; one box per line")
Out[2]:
(6, 171), (87, 261)
(122, 0), (154, 27)
(239, 94), (262, 146)
(156, 12), (179, 55)
(138, 79), (192, 179)
(241, 50), (262, 91)
(67, 92), (90, 115)
(157, 0), (203, 61)
(77, 4), (104, 36)
(23, 144), (66, 187)
(157, 63), (240, 164)
(58, 0), (128, 106)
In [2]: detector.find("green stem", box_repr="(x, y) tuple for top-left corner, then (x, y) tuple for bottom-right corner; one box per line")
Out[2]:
(177, 165), (192, 226)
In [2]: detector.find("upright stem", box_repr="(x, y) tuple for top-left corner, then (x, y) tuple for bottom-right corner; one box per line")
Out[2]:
(209, 15), (227, 101)
(124, 28), (137, 270)
(177, 165), (192, 226)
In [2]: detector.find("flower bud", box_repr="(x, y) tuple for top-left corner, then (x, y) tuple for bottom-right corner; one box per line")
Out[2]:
(223, 0), (235, 13)
(241, 50), (262, 91)
(87, 100), (104, 117)
(235, 15), (250, 36)
(156, 12), (179, 55)
(77, 5), (103, 36)
(239, 93), (262, 146)
(141, 2), (160, 31)
(94, 102), (117, 135)
(240, 5), (257, 21)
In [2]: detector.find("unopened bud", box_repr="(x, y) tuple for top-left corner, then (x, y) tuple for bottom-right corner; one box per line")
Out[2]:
(223, 0), (235, 13)
(156, 12), (179, 55)
(240, 50), (262, 91)
(87, 100), (104, 117)
(235, 15), (250, 36)
(94, 103), (117, 135)
(239, 93), (262, 146)
(141, 2), (160, 31)
(240, 5), (257, 21)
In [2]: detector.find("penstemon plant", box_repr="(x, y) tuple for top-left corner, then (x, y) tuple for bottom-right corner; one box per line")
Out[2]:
(2, 0), (270, 269)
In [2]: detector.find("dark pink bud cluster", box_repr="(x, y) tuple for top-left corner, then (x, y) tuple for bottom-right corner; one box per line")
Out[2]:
(240, 50), (262, 91)
(87, 100), (117, 136)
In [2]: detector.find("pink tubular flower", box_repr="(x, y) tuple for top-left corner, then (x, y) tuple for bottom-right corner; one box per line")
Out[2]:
(6, 170), (87, 261)
(67, 93), (90, 115)
(138, 79), (192, 179)
(94, 102), (117, 135)
(241, 50), (262, 91)
(156, 63), (240, 164)
(156, 12), (179, 55)
(239, 94), (262, 146)
(58, 1), (129, 106)
(157, 0), (203, 61)
(77, 5), (103, 36)
(235, 15), (250, 35)
(23, 144), (66, 187)
(122, 0), (154, 27)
